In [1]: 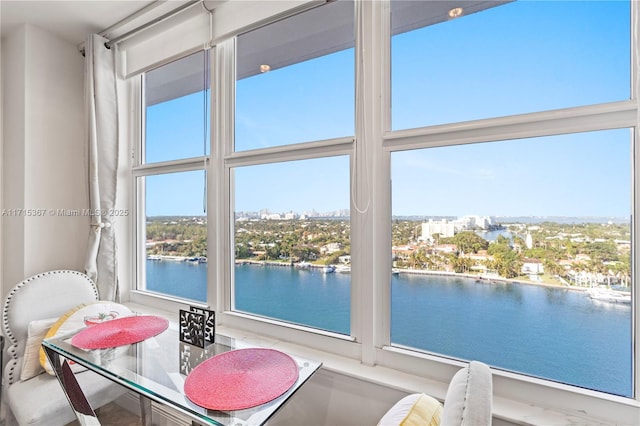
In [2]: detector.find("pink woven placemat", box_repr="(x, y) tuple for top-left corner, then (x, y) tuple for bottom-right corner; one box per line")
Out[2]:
(184, 348), (299, 411)
(71, 315), (169, 349)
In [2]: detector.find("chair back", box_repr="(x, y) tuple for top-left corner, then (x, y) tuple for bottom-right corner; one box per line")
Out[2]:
(1, 270), (99, 385)
(441, 360), (493, 426)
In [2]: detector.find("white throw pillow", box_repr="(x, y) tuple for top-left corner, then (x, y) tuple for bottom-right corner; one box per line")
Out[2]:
(39, 301), (134, 375)
(20, 317), (57, 381)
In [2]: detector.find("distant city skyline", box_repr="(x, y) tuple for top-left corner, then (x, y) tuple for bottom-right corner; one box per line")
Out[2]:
(150, 209), (630, 225)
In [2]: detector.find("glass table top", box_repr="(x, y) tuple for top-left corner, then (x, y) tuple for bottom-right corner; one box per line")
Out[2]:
(42, 321), (322, 425)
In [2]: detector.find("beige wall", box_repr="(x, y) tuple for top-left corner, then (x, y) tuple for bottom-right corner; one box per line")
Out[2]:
(1, 24), (88, 297)
(1, 26), (26, 298)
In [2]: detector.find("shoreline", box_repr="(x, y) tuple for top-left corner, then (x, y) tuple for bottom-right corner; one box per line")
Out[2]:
(233, 259), (596, 292)
(150, 256), (627, 293)
(397, 268), (589, 292)
(235, 259), (330, 270)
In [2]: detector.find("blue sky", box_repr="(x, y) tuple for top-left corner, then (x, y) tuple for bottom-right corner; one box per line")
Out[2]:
(391, 129), (631, 217)
(146, 0), (631, 218)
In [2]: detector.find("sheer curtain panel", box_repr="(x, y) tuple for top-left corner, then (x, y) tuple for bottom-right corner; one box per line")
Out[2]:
(84, 34), (120, 301)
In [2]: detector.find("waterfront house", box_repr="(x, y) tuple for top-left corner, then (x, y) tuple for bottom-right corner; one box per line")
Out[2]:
(433, 244), (457, 254)
(1, 1), (638, 425)
(391, 245), (415, 263)
(521, 259), (544, 276)
(461, 250), (492, 273)
(319, 242), (344, 255)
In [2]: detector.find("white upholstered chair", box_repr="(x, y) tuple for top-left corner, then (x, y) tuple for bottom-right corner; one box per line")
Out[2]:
(1, 270), (127, 426)
(378, 361), (493, 426)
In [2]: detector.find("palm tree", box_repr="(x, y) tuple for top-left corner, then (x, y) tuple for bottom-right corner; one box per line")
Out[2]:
(543, 259), (563, 278)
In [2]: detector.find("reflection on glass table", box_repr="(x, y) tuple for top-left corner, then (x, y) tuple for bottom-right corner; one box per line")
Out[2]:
(42, 321), (322, 425)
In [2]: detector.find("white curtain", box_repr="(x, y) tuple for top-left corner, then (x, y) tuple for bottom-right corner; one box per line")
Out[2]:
(84, 34), (120, 301)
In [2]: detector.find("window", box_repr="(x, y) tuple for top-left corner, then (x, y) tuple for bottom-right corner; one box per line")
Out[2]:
(387, 0), (633, 400)
(235, 0), (355, 151)
(145, 51), (211, 162)
(128, 0), (638, 422)
(233, 157), (351, 333)
(135, 51), (210, 303)
(142, 171), (208, 302)
(229, 0), (355, 334)
(391, 0), (630, 129)
(391, 130), (632, 396)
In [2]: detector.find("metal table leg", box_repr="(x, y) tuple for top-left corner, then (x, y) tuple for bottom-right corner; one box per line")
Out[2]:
(140, 395), (152, 426)
(43, 345), (100, 425)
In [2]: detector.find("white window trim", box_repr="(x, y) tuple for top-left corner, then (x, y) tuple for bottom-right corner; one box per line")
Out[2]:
(127, 1), (640, 424)
(129, 51), (211, 309)
(380, 0), (638, 420)
(214, 0), (359, 344)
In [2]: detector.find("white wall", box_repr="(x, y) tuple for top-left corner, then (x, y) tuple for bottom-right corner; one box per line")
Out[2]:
(1, 24), (88, 297)
(2, 26), (27, 296)
(270, 369), (407, 426)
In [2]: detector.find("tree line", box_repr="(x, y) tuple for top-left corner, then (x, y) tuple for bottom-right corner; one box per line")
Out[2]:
(146, 217), (631, 285)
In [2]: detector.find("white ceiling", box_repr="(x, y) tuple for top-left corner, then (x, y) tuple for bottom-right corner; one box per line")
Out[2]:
(0, 0), (167, 45)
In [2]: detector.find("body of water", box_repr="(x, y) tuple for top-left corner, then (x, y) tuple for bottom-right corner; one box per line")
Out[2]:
(147, 260), (632, 397)
(476, 229), (512, 241)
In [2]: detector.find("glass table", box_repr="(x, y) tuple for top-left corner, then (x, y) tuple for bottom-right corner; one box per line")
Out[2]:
(42, 321), (322, 425)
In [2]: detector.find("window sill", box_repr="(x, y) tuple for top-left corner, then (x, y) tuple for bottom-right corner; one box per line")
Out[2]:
(124, 302), (636, 426)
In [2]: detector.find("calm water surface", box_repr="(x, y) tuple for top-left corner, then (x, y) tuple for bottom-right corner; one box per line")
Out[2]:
(147, 260), (632, 396)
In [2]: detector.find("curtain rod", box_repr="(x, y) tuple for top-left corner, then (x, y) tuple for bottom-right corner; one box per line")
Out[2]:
(99, 0), (170, 39)
(105, 0), (202, 48)
(79, 0), (202, 55)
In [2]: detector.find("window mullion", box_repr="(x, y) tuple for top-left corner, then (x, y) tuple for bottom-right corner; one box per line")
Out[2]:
(354, 0), (391, 366)
(132, 157), (210, 177)
(383, 101), (637, 152)
(213, 38), (236, 316)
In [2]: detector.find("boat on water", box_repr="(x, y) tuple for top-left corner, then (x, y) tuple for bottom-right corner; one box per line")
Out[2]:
(295, 261), (311, 270)
(588, 287), (631, 305)
(477, 273), (503, 283)
(335, 265), (351, 273)
(322, 265), (336, 274)
(186, 256), (207, 264)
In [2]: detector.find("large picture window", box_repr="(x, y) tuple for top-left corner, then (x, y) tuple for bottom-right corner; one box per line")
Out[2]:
(390, 130), (632, 396)
(129, 0), (638, 421)
(387, 0), (633, 400)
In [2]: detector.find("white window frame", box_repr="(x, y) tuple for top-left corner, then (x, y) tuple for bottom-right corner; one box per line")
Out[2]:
(212, 25), (362, 357)
(129, 57), (213, 312)
(127, 1), (640, 423)
(380, 0), (638, 419)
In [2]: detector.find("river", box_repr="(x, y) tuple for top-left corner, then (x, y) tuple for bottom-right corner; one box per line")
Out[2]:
(146, 259), (631, 397)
